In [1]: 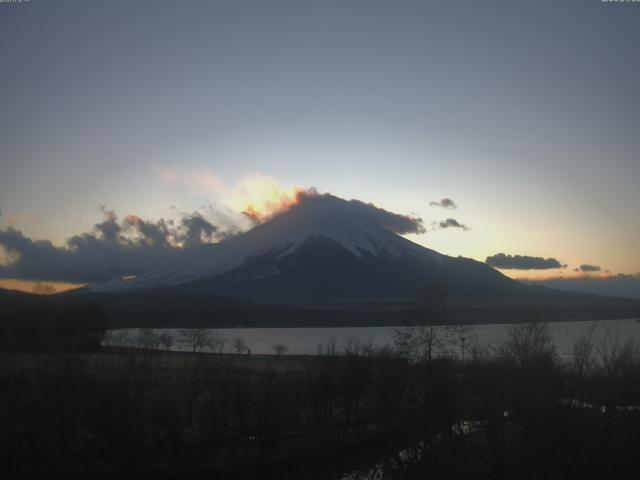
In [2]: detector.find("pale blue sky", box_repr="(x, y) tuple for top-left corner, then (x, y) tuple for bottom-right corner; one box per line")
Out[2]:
(1, 0), (639, 278)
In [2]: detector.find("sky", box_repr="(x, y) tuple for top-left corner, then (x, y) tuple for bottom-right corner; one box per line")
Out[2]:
(1, 0), (639, 292)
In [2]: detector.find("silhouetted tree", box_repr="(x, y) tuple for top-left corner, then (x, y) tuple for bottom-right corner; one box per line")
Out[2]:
(135, 328), (161, 351)
(158, 332), (174, 351)
(179, 328), (210, 353)
(208, 331), (226, 353)
(394, 285), (465, 361)
(233, 337), (247, 354)
(272, 343), (287, 358)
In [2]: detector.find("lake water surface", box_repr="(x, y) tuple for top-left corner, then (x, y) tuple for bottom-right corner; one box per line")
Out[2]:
(105, 318), (640, 359)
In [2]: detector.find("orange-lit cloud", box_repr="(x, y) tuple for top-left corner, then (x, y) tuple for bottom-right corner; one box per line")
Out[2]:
(154, 166), (312, 222)
(225, 173), (309, 222)
(124, 214), (143, 224)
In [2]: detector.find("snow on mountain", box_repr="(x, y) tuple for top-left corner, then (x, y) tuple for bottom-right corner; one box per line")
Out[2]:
(90, 194), (443, 292)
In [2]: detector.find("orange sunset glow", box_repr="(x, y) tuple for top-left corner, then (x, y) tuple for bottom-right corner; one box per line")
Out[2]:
(0, 278), (84, 294)
(225, 174), (306, 222)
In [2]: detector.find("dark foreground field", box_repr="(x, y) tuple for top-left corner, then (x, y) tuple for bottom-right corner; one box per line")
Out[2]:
(2, 327), (640, 480)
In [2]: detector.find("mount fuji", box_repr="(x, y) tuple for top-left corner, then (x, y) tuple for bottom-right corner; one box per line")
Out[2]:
(89, 194), (523, 303)
(78, 194), (638, 327)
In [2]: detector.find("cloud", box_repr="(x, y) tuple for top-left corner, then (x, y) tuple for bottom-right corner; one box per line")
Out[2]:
(155, 168), (313, 224)
(343, 197), (426, 235)
(486, 253), (565, 270)
(0, 207), (232, 283)
(432, 218), (470, 231)
(178, 212), (218, 248)
(579, 264), (601, 272)
(429, 198), (457, 209)
(225, 173), (308, 222)
(123, 214), (172, 248)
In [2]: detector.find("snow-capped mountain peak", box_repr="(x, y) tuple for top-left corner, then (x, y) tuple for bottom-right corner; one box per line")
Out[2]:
(90, 194), (441, 292)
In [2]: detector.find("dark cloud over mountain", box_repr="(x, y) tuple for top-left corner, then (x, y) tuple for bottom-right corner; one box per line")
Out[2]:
(432, 218), (470, 231)
(486, 253), (565, 270)
(0, 208), (226, 283)
(429, 198), (457, 209)
(345, 197), (425, 235)
(579, 264), (601, 272)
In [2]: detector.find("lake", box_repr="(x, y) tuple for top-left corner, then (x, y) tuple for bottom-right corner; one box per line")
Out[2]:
(104, 318), (640, 359)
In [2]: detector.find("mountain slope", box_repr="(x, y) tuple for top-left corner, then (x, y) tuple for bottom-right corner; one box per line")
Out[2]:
(180, 235), (526, 306)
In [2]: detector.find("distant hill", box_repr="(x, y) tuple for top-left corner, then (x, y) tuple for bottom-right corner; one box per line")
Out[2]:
(0, 288), (106, 351)
(523, 275), (640, 300)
